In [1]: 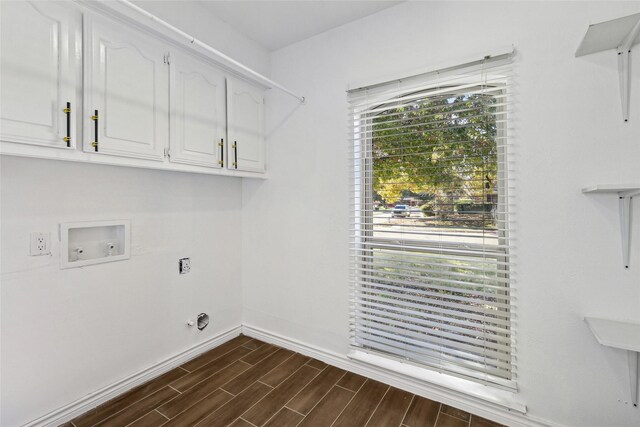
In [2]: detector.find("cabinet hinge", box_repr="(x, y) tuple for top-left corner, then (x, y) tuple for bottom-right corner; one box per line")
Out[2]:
(164, 54), (171, 65)
(164, 147), (170, 158)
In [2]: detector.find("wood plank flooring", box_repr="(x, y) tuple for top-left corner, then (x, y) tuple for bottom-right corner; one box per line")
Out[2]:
(66, 335), (504, 427)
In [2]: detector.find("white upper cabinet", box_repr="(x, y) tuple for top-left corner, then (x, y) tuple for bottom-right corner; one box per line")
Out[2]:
(227, 78), (265, 173)
(1, 3), (268, 177)
(170, 53), (226, 168)
(84, 14), (169, 161)
(0, 0), (80, 148)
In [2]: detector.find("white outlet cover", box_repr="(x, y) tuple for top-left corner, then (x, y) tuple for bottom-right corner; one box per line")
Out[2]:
(30, 232), (50, 256)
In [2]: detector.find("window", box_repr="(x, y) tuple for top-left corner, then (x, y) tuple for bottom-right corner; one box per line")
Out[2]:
(349, 53), (514, 388)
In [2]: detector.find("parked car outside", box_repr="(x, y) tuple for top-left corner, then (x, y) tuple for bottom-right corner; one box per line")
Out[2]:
(392, 204), (410, 218)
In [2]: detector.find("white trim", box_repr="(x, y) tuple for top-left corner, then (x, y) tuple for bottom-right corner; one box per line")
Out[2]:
(0, 146), (268, 180)
(349, 350), (523, 411)
(23, 326), (242, 427)
(241, 324), (564, 427)
(114, 0), (304, 103)
(346, 46), (515, 92)
(348, 56), (517, 390)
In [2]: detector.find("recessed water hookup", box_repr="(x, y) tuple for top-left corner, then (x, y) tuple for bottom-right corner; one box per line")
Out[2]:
(60, 220), (130, 269)
(197, 313), (209, 331)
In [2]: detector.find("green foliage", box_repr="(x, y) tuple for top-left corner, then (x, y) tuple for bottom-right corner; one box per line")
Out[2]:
(420, 202), (436, 217)
(420, 195), (451, 218)
(371, 90), (499, 206)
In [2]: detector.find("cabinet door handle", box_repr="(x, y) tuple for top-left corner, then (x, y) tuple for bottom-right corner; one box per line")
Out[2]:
(233, 141), (238, 169)
(218, 138), (224, 167)
(91, 109), (99, 152)
(63, 102), (71, 147)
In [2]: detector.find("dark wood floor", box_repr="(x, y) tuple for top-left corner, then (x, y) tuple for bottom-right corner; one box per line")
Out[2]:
(63, 335), (504, 427)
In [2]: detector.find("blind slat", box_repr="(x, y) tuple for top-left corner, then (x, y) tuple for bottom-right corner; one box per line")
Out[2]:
(356, 293), (510, 333)
(350, 79), (512, 111)
(356, 268), (512, 302)
(354, 311), (511, 356)
(353, 320), (512, 363)
(354, 333), (511, 377)
(350, 96), (510, 122)
(355, 259), (511, 285)
(351, 295), (511, 329)
(348, 119), (509, 141)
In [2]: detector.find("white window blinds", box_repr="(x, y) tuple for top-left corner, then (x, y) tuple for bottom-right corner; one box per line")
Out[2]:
(349, 52), (515, 388)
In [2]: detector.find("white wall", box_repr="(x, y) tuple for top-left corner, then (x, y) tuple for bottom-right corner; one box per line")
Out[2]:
(4, 1), (640, 426)
(242, 2), (640, 426)
(132, 0), (271, 75)
(0, 2), (271, 425)
(0, 158), (243, 426)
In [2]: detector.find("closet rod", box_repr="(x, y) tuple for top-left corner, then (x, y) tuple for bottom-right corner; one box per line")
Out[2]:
(117, 0), (306, 103)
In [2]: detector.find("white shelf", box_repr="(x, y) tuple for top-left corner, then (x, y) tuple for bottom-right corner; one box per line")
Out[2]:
(585, 317), (640, 352)
(583, 185), (640, 268)
(585, 317), (640, 406)
(575, 13), (640, 122)
(576, 13), (640, 57)
(582, 185), (640, 194)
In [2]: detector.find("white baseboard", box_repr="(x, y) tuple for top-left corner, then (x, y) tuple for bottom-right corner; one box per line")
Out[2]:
(24, 325), (242, 427)
(241, 324), (564, 427)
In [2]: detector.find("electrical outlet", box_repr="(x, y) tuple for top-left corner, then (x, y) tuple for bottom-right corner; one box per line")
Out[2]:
(179, 257), (191, 274)
(30, 232), (51, 256)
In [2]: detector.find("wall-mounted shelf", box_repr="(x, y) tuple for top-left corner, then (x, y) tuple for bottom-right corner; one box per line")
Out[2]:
(585, 317), (640, 406)
(583, 185), (640, 268)
(575, 13), (640, 122)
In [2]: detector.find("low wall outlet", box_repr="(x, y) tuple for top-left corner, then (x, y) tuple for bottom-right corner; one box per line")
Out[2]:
(30, 232), (50, 256)
(179, 257), (191, 274)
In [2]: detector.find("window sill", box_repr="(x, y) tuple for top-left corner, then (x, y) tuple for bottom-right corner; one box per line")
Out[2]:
(348, 349), (526, 414)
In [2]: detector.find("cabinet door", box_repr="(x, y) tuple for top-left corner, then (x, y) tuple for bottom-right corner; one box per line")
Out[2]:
(84, 14), (168, 161)
(170, 53), (226, 168)
(0, 0), (79, 148)
(227, 78), (265, 173)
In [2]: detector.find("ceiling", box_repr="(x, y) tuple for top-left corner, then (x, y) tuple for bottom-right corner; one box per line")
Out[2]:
(198, 1), (403, 51)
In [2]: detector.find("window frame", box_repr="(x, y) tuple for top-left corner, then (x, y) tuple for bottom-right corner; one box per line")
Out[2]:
(350, 65), (515, 389)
